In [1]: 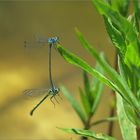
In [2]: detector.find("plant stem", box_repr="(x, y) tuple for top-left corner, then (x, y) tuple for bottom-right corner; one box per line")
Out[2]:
(136, 127), (140, 139)
(136, 113), (140, 139)
(90, 117), (117, 127)
(108, 51), (118, 136)
(81, 115), (92, 140)
(108, 103), (115, 136)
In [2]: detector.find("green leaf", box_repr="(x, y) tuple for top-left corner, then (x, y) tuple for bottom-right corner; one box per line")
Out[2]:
(91, 0), (137, 42)
(92, 0), (140, 67)
(60, 86), (86, 124)
(132, 65), (140, 79)
(91, 78), (104, 115)
(57, 43), (140, 115)
(137, 89), (140, 102)
(90, 117), (117, 127)
(123, 100), (140, 126)
(118, 56), (139, 95)
(124, 42), (140, 67)
(129, 65), (139, 95)
(75, 29), (140, 113)
(118, 56), (129, 86)
(83, 71), (91, 101)
(80, 64), (104, 116)
(104, 17), (126, 59)
(91, 63), (104, 115)
(79, 87), (91, 116)
(134, 0), (140, 20)
(75, 28), (121, 86)
(119, 55), (139, 96)
(116, 94), (137, 140)
(118, 56), (140, 126)
(134, 0), (140, 31)
(110, 0), (130, 16)
(58, 128), (116, 140)
(56, 44), (120, 96)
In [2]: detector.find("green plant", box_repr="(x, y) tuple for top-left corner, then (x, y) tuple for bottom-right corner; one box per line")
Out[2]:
(61, 66), (104, 127)
(60, 67), (116, 139)
(56, 0), (140, 140)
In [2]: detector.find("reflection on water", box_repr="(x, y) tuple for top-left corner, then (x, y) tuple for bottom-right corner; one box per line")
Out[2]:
(0, 1), (121, 140)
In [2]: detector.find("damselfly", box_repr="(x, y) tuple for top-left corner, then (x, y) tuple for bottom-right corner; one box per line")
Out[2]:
(24, 36), (60, 116)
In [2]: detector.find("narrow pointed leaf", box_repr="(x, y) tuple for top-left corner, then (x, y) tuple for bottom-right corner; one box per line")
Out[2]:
(123, 100), (140, 126)
(90, 117), (117, 127)
(83, 71), (91, 100)
(118, 57), (129, 84)
(104, 17), (126, 58)
(91, 63), (104, 114)
(79, 87), (91, 116)
(60, 86), (86, 124)
(116, 94), (137, 140)
(75, 29), (140, 113)
(56, 44), (120, 96)
(91, 78), (104, 114)
(58, 128), (116, 140)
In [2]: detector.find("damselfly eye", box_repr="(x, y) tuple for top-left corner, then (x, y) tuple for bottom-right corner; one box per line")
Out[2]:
(57, 88), (60, 92)
(55, 88), (60, 93)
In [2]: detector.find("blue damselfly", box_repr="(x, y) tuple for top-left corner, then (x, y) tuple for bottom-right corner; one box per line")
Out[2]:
(24, 36), (60, 116)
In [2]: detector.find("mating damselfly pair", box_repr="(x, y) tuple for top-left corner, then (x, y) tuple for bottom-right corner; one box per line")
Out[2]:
(24, 36), (61, 116)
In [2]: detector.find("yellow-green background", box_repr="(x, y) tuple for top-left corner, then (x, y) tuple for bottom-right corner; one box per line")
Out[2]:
(0, 1), (121, 139)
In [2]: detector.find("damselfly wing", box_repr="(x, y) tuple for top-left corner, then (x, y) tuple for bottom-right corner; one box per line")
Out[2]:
(24, 88), (49, 98)
(24, 35), (59, 48)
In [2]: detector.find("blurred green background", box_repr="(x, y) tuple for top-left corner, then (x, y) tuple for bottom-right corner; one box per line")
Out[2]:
(0, 1), (121, 139)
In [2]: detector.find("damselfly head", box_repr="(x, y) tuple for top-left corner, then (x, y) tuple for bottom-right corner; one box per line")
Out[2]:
(48, 37), (59, 45)
(49, 87), (60, 95)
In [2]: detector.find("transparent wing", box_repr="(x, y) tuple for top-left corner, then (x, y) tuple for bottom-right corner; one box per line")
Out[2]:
(24, 40), (45, 48)
(24, 35), (48, 48)
(35, 35), (48, 44)
(23, 88), (49, 98)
